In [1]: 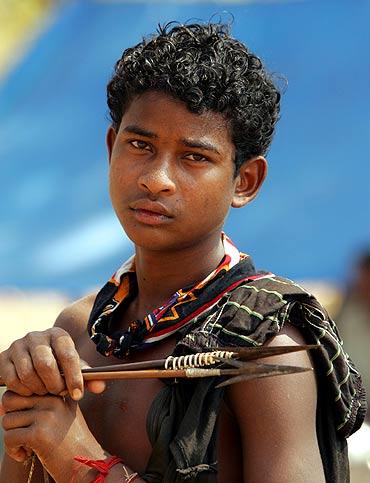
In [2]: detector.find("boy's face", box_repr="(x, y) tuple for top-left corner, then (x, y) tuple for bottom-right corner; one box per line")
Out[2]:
(106, 90), (256, 253)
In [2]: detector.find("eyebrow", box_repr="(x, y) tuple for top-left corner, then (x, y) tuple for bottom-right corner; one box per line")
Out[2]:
(181, 139), (221, 155)
(122, 124), (221, 155)
(122, 125), (158, 138)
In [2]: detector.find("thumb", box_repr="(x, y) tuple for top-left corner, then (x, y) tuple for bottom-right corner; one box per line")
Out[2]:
(80, 359), (106, 394)
(5, 444), (28, 463)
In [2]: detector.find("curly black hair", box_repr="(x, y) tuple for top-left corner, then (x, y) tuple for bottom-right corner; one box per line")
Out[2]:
(107, 22), (281, 171)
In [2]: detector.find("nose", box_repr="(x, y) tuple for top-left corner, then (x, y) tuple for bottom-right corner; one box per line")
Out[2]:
(138, 155), (176, 197)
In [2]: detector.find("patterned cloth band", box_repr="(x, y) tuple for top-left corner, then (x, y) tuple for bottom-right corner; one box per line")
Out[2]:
(87, 233), (268, 358)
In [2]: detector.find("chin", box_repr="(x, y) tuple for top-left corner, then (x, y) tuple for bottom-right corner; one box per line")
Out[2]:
(122, 225), (177, 251)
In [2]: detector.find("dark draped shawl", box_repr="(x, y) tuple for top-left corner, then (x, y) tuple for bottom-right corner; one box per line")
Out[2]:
(88, 259), (367, 482)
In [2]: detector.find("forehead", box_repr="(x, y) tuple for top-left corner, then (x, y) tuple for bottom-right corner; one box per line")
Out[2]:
(119, 90), (234, 150)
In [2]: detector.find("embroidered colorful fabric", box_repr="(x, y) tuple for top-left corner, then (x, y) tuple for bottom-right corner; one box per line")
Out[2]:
(87, 233), (267, 358)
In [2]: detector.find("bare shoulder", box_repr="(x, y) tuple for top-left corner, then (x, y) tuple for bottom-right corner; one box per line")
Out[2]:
(53, 292), (98, 343)
(227, 322), (316, 418)
(263, 321), (313, 365)
(226, 323), (325, 482)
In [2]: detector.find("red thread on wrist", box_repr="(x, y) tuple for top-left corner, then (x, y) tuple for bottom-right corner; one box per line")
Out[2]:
(73, 455), (123, 483)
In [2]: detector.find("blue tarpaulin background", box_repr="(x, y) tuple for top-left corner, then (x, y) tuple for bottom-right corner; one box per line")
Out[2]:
(1, 0), (369, 295)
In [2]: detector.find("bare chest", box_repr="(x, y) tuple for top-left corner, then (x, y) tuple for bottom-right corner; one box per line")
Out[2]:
(76, 334), (242, 481)
(76, 334), (175, 473)
(80, 379), (163, 473)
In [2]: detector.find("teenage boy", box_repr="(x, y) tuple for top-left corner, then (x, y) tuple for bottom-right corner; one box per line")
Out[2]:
(0, 23), (366, 483)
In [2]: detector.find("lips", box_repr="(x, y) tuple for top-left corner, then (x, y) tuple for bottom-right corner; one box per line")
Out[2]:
(130, 200), (173, 218)
(129, 199), (174, 225)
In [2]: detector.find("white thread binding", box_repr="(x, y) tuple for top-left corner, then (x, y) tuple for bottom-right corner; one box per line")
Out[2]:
(164, 350), (234, 370)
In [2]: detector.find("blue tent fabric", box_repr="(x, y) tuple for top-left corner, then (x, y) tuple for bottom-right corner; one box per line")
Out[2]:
(1, 0), (369, 295)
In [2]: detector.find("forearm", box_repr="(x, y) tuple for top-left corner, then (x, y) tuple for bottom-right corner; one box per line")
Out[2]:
(48, 455), (147, 483)
(1, 392), (148, 483)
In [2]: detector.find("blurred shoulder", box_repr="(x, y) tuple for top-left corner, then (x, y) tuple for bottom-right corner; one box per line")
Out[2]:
(53, 292), (98, 342)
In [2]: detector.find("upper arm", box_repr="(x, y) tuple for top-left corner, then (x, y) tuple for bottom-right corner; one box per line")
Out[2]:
(227, 323), (325, 483)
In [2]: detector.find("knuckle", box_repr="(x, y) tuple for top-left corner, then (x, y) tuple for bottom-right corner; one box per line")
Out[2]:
(45, 380), (64, 395)
(10, 386), (32, 397)
(33, 351), (55, 370)
(4, 375), (20, 391)
(5, 341), (23, 361)
(0, 350), (7, 365)
(16, 366), (34, 386)
(44, 409), (56, 425)
(9, 339), (22, 351)
(51, 327), (68, 339)
(32, 354), (54, 373)
(33, 388), (48, 396)
(2, 412), (13, 431)
(25, 329), (52, 345)
(5, 446), (21, 462)
(24, 331), (39, 344)
(59, 349), (77, 363)
(52, 330), (75, 350)
(34, 418), (52, 444)
(2, 391), (16, 410)
(1, 394), (10, 411)
(17, 373), (34, 387)
(1, 417), (7, 430)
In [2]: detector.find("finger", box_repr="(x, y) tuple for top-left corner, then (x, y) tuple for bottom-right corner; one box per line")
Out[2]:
(29, 342), (65, 395)
(2, 391), (36, 413)
(3, 428), (30, 463)
(6, 445), (28, 463)
(80, 360), (106, 394)
(0, 360), (33, 396)
(10, 350), (48, 396)
(85, 380), (106, 394)
(51, 331), (83, 400)
(2, 409), (34, 430)
(0, 403), (4, 416)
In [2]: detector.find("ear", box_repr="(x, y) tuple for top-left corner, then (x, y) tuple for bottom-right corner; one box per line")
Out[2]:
(232, 156), (268, 208)
(106, 125), (117, 163)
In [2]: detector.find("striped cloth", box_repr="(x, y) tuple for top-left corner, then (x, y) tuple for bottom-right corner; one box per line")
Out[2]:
(88, 233), (262, 358)
(174, 272), (367, 439)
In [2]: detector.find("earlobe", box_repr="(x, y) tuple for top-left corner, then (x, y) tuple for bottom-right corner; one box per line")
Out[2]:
(106, 126), (117, 163)
(231, 156), (268, 208)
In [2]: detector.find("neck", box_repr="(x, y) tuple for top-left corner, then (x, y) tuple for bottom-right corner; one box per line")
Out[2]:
(133, 233), (225, 315)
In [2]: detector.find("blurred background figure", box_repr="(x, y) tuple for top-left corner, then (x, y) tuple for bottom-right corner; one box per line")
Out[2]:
(336, 251), (370, 418)
(0, 0), (369, 479)
(335, 251), (370, 482)
(309, 253), (370, 481)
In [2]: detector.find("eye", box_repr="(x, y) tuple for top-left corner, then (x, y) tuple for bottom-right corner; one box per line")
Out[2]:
(130, 140), (151, 151)
(184, 153), (208, 162)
